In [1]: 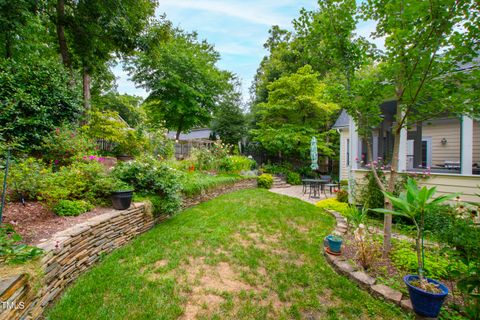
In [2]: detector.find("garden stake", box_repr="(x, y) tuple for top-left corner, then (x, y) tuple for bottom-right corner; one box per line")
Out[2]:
(0, 148), (10, 224)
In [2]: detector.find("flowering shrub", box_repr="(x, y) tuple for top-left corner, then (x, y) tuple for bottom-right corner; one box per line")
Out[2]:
(112, 156), (182, 215)
(82, 155), (106, 163)
(190, 142), (232, 171)
(39, 126), (96, 166)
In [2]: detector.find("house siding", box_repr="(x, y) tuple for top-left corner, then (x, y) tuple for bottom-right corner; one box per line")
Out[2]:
(422, 118), (461, 166)
(474, 120), (480, 166)
(353, 170), (480, 202)
(339, 128), (349, 181)
(421, 118), (480, 166)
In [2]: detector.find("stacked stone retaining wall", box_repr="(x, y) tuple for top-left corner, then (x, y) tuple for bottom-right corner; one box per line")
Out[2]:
(0, 179), (256, 320)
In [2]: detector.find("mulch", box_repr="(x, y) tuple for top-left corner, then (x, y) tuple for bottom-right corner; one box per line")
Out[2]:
(341, 230), (463, 309)
(2, 201), (110, 245)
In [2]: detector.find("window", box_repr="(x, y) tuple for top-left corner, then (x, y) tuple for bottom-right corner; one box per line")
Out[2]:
(346, 139), (350, 166)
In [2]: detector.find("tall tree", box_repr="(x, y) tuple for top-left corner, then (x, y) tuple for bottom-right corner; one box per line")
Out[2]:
(358, 0), (480, 252)
(130, 27), (232, 140)
(212, 80), (247, 146)
(251, 65), (339, 160)
(54, 0), (156, 110)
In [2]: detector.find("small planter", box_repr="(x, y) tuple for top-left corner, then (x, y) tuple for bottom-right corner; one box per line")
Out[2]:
(404, 274), (449, 318)
(111, 190), (134, 210)
(326, 235), (343, 253)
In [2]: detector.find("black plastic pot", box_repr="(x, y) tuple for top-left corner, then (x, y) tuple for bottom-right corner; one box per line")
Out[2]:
(111, 190), (134, 210)
(404, 274), (449, 318)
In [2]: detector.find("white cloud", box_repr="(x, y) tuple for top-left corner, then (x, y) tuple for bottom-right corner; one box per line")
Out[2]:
(158, 0), (293, 27)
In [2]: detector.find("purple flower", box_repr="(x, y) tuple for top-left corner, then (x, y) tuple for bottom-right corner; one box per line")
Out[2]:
(89, 155), (96, 160)
(54, 159), (59, 165)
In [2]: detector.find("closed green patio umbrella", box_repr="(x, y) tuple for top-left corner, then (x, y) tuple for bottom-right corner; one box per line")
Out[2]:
(310, 137), (319, 171)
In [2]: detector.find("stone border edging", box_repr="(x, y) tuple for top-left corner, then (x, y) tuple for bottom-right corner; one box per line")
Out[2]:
(323, 209), (415, 314)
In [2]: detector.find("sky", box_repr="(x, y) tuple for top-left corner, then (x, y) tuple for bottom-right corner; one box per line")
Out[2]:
(112, 0), (382, 103)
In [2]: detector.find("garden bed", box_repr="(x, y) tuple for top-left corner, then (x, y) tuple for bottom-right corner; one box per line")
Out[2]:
(2, 202), (110, 245)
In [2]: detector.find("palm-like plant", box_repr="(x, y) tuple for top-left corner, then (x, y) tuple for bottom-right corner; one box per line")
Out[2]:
(373, 178), (457, 283)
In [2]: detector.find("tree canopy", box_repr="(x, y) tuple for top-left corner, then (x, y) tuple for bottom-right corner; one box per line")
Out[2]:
(251, 65), (339, 159)
(130, 27), (232, 140)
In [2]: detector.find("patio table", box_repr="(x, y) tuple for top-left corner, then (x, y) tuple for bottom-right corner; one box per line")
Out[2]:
(302, 179), (329, 198)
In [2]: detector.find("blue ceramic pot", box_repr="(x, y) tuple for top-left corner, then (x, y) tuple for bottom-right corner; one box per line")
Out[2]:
(326, 235), (343, 253)
(404, 274), (449, 318)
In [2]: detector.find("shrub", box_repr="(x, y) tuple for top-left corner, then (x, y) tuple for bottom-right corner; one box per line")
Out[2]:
(219, 156), (255, 174)
(8, 157), (48, 201)
(39, 126), (96, 166)
(286, 171), (301, 185)
(112, 156), (182, 215)
(190, 147), (217, 171)
(359, 169), (385, 213)
(0, 224), (43, 264)
(316, 198), (349, 214)
(336, 189), (349, 203)
(53, 200), (94, 216)
(40, 160), (108, 206)
(262, 163), (291, 175)
(257, 174), (273, 189)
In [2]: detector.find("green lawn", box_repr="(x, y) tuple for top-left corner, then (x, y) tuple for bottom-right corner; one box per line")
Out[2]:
(47, 189), (409, 320)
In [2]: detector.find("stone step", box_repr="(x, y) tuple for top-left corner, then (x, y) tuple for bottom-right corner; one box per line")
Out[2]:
(272, 183), (291, 188)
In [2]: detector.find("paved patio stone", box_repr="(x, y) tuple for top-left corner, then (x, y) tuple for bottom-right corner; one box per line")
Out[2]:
(269, 186), (333, 205)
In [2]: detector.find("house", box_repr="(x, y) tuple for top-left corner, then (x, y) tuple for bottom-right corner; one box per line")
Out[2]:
(333, 105), (480, 202)
(167, 128), (218, 159)
(166, 128), (216, 141)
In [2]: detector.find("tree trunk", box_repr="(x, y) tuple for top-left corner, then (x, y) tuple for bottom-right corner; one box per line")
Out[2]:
(383, 105), (403, 255)
(175, 117), (184, 141)
(56, 0), (71, 73)
(83, 67), (91, 111)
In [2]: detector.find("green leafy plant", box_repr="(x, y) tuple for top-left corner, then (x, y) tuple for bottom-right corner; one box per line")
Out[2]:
(0, 224), (43, 264)
(112, 156), (181, 215)
(344, 205), (367, 230)
(286, 171), (301, 185)
(219, 155), (255, 174)
(373, 178), (456, 289)
(8, 157), (48, 201)
(39, 126), (96, 166)
(336, 189), (348, 203)
(53, 200), (94, 217)
(315, 198), (349, 214)
(359, 169), (385, 215)
(40, 160), (108, 206)
(257, 174), (273, 189)
(391, 241), (467, 281)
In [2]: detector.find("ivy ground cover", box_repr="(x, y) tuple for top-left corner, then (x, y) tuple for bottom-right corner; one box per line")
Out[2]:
(48, 189), (409, 320)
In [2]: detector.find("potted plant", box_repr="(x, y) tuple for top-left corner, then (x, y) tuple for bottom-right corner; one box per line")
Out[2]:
(326, 235), (343, 253)
(111, 181), (134, 210)
(373, 178), (456, 318)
